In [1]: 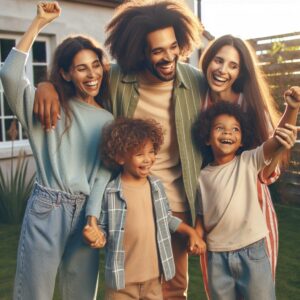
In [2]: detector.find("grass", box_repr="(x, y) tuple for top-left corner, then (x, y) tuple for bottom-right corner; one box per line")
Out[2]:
(0, 204), (299, 299)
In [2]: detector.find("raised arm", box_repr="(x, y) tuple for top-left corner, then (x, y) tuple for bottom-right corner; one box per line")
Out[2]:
(263, 86), (300, 177)
(0, 2), (60, 129)
(17, 2), (60, 52)
(18, 2), (61, 130)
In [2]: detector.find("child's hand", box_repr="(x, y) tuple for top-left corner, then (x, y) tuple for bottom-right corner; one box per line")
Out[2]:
(36, 1), (61, 26)
(83, 216), (106, 249)
(188, 229), (206, 256)
(284, 86), (300, 109)
(274, 123), (298, 150)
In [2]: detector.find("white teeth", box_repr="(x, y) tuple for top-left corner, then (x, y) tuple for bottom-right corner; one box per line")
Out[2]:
(85, 81), (98, 86)
(221, 139), (233, 144)
(213, 74), (227, 82)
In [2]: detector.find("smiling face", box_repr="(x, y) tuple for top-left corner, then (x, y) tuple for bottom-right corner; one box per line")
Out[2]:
(62, 49), (103, 102)
(208, 114), (243, 165)
(145, 26), (180, 82)
(206, 45), (240, 98)
(119, 140), (156, 184)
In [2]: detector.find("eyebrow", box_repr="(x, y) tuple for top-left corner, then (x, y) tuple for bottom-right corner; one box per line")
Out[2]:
(213, 122), (241, 127)
(74, 59), (100, 68)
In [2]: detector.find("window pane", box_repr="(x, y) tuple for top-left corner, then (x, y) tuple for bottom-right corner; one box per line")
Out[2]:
(0, 39), (15, 62)
(32, 41), (46, 62)
(5, 118), (19, 141)
(33, 66), (48, 86)
(4, 95), (14, 116)
(0, 120), (2, 142)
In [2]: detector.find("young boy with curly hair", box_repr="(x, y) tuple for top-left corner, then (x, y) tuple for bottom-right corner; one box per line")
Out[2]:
(192, 87), (300, 300)
(84, 117), (205, 300)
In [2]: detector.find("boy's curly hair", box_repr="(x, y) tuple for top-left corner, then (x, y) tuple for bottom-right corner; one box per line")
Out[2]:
(101, 117), (164, 172)
(192, 101), (253, 168)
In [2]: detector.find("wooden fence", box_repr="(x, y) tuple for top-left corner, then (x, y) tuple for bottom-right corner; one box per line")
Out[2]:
(249, 32), (300, 205)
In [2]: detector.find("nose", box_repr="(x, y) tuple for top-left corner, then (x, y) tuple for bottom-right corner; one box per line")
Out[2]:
(165, 50), (174, 62)
(87, 67), (95, 78)
(222, 129), (232, 135)
(218, 64), (228, 74)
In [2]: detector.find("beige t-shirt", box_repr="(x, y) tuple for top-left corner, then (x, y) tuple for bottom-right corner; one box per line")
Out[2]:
(197, 145), (270, 251)
(122, 180), (160, 283)
(134, 76), (188, 212)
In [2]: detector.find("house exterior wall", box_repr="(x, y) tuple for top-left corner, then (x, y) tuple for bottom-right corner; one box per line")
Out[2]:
(0, 0), (116, 177)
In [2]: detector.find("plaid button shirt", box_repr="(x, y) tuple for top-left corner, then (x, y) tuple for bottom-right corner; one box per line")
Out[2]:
(99, 175), (182, 290)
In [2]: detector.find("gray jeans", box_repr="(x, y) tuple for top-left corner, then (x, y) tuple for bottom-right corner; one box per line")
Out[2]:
(13, 182), (99, 300)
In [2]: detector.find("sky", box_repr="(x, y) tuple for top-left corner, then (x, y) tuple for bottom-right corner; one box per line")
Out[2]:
(201, 0), (300, 39)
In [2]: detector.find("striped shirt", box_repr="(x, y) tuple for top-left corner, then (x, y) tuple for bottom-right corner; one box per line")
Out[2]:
(100, 175), (182, 290)
(108, 62), (206, 222)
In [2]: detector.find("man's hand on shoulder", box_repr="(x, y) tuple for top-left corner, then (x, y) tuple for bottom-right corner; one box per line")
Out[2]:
(33, 81), (61, 131)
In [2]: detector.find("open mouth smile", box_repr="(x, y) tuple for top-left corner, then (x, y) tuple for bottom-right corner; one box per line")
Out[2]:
(212, 73), (229, 83)
(220, 139), (234, 144)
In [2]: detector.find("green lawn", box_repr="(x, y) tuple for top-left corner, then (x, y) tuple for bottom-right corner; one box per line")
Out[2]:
(0, 204), (299, 299)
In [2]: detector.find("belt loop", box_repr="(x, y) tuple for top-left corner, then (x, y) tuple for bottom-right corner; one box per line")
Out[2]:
(57, 193), (62, 205)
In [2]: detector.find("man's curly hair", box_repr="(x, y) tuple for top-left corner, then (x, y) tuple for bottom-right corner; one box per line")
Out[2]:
(105, 0), (203, 73)
(101, 117), (164, 172)
(192, 101), (253, 168)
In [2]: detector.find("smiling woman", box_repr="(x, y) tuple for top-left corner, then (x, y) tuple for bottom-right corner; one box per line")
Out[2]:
(60, 49), (104, 106)
(0, 2), (114, 299)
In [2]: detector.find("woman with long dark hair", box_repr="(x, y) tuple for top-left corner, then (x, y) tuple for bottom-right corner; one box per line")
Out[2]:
(0, 2), (113, 299)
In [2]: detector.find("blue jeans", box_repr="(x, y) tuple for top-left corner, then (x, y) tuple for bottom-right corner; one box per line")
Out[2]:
(13, 182), (100, 300)
(208, 239), (276, 300)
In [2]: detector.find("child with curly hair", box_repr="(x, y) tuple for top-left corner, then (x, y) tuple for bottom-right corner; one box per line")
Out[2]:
(192, 87), (300, 300)
(84, 117), (205, 300)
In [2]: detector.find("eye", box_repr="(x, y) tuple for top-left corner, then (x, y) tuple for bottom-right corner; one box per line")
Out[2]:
(152, 50), (162, 55)
(171, 43), (178, 50)
(93, 62), (101, 68)
(214, 57), (223, 64)
(232, 127), (240, 132)
(76, 66), (86, 72)
(215, 126), (224, 132)
(230, 63), (239, 70)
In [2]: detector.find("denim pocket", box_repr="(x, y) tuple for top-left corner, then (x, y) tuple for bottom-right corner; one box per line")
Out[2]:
(29, 195), (54, 218)
(247, 240), (266, 261)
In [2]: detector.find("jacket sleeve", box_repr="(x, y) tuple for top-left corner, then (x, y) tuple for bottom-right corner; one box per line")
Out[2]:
(99, 190), (109, 235)
(0, 48), (35, 131)
(85, 164), (112, 219)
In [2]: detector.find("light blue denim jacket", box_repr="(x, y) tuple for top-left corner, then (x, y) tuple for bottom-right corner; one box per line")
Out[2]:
(100, 174), (182, 290)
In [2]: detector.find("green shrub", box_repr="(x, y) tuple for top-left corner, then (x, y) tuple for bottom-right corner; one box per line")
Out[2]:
(0, 152), (35, 224)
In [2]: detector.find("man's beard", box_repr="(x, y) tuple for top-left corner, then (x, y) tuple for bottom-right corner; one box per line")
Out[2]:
(146, 57), (178, 82)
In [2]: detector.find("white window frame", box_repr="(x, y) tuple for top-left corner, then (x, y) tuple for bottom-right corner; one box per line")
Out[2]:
(0, 33), (51, 157)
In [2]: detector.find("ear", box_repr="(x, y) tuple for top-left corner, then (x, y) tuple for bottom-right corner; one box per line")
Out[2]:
(60, 69), (71, 82)
(115, 155), (125, 166)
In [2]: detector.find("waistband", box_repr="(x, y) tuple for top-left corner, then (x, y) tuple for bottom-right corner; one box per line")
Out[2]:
(33, 181), (86, 204)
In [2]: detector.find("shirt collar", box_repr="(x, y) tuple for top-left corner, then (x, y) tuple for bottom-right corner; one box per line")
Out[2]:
(106, 174), (160, 193)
